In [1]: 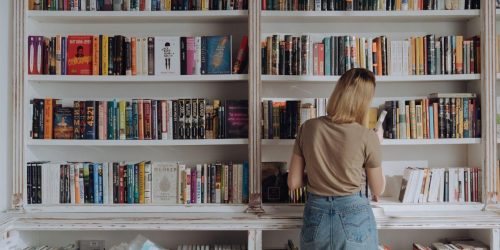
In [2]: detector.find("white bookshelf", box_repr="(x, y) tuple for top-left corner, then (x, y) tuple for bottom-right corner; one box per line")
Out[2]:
(26, 139), (249, 146)
(26, 74), (249, 83)
(261, 10), (480, 23)
(26, 10), (249, 23)
(1, 1), (499, 249)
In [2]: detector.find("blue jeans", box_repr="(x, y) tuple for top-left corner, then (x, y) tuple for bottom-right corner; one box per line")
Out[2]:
(300, 192), (378, 250)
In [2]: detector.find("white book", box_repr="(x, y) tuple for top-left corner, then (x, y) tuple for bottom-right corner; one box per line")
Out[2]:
(367, 37), (373, 73)
(404, 169), (418, 203)
(178, 164), (186, 204)
(412, 169), (424, 203)
(69, 164), (75, 204)
(78, 164), (85, 204)
(195, 37), (202, 75)
(102, 163), (109, 204)
(144, 162), (152, 204)
(155, 37), (180, 75)
(90, 0), (97, 10)
(40, 163), (47, 205)
(196, 164), (202, 204)
(145, 0), (151, 10)
(151, 162), (178, 204)
(80, 0), (86, 11)
(314, 0), (321, 10)
(390, 41), (397, 75)
(429, 169), (441, 202)
(186, 168), (191, 204)
(142, 38), (148, 75)
(403, 40), (410, 75)
(54, 164), (61, 205)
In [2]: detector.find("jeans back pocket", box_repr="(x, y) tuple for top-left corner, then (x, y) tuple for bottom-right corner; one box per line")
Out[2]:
(339, 203), (373, 244)
(300, 205), (326, 243)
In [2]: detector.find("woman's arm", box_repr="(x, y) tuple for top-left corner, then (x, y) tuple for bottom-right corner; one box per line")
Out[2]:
(288, 153), (306, 191)
(366, 166), (385, 197)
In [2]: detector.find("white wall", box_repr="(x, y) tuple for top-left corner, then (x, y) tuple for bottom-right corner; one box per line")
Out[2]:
(0, 0), (13, 212)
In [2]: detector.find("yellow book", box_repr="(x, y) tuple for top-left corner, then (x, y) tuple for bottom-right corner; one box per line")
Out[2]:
(456, 36), (463, 74)
(56, 35), (62, 75)
(165, 0), (171, 11)
(92, 36), (99, 75)
(367, 107), (378, 129)
(102, 35), (109, 76)
(119, 100), (126, 140)
(418, 37), (424, 75)
(139, 162), (145, 204)
(410, 100), (417, 139)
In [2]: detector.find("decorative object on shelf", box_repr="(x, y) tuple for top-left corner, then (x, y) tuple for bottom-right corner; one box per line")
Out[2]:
(26, 161), (249, 205)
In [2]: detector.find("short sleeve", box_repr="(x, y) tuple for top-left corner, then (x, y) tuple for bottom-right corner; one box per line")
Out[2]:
(364, 130), (381, 169)
(293, 124), (304, 157)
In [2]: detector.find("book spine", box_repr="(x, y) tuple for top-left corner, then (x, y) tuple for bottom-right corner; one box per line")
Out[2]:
(148, 37), (155, 75)
(44, 98), (53, 139)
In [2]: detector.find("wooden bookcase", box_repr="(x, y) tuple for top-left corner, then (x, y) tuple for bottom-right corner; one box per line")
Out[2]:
(1, 0), (500, 249)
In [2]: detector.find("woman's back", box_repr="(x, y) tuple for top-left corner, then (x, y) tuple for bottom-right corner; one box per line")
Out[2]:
(294, 116), (381, 197)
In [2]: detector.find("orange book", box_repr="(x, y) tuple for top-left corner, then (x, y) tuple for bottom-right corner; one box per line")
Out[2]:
(376, 38), (383, 76)
(318, 43), (325, 76)
(75, 165), (81, 204)
(410, 37), (416, 75)
(44, 98), (53, 139)
(131, 37), (137, 76)
(372, 41), (378, 74)
(433, 102), (439, 139)
(92, 36), (99, 75)
(138, 99), (144, 140)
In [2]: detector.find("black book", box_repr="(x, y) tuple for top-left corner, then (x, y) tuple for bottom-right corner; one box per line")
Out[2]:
(225, 100), (249, 139)
(198, 99), (206, 139)
(84, 101), (97, 140)
(108, 36), (114, 75)
(36, 164), (41, 204)
(27, 163), (33, 204)
(113, 162), (119, 203)
(261, 44), (267, 75)
(84, 164), (90, 203)
(89, 164), (95, 203)
(32, 99), (44, 139)
(438, 98), (445, 138)
(148, 37), (155, 75)
(185, 99), (192, 139)
(180, 37), (187, 75)
(284, 35), (292, 75)
(191, 98), (198, 139)
(60, 165), (64, 203)
(179, 99), (185, 139)
(125, 37), (132, 75)
(114, 35), (123, 75)
(173, 100), (179, 139)
(279, 41), (285, 75)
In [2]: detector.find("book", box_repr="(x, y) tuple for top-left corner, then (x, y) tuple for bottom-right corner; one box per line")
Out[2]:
(154, 36), (180, 75)
(202, 35), (232, 74)
(224, 100), (248, 138)
(53, 106), (74, 139)
(151, 162), (178, 204)
(67, 35), (93, 75)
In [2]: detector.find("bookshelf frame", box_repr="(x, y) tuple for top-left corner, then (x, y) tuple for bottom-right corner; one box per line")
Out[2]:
(3, 0), (500, 248)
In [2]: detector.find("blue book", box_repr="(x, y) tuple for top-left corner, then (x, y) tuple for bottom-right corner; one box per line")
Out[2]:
(132, 100), (138, 139)
(128, 164), (134, 204)
(98, 164), (103, 204)
(126, 102), (133, 139)
(201, 36), (232, 75)
(464, 98), (469, 138)
(324, 38), (331, 76)
(242, 161), (249, 203)
(429, 106), (434, 139)
(61, 37), (66, 75)
(93, 163), (99, 204)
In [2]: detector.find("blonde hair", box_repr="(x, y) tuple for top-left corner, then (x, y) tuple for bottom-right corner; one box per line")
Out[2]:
(327, 68), (376, 126)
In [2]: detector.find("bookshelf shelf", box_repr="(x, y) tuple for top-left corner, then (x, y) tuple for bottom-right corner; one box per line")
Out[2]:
(261, 74), (480, 83)
(496, 9), (500, 19)
(24, 204), (248, 213)
(26, 10), (249, 23)
(26, 74), (249, 83)
(261, 10), (480, 23)
(497, 73), (500, 80)
(26, 139), (249, 146)
(262, 138), (481, 146)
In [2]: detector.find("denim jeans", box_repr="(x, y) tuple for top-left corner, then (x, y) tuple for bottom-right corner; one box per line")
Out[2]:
(300, 192), (378, 250)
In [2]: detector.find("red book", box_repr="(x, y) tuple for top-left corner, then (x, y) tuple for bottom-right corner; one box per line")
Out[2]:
(143, 100), (152, 140)
(232, 35), (249, 74)
(186, 37), (196, 75)
(67, 35), (93, 75)
(119, 164), (125, 203)
(318, 43), (325, 76)
(313, 43), (319, 75)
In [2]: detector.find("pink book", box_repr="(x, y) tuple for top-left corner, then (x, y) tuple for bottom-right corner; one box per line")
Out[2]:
(186, 37), (196, 75)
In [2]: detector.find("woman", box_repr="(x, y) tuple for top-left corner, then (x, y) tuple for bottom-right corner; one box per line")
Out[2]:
(288, 68), (385, 250)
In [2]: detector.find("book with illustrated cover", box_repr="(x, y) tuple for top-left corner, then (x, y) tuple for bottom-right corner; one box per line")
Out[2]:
(154, 36), (180, 75)
(67, 35), (93, 75)
(152, 162), (178, 204)
(53, 106), (74, 139)
(202, 35), (232, 74)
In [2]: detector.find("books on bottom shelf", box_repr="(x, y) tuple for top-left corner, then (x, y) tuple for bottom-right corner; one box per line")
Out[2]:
(26, 161), (249, 205)
(413, 237), (488, 250)
(398, 167), (481, 204)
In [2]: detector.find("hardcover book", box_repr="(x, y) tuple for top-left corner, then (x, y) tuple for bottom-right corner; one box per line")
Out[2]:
(67, 35), (93, 75)
(152, 162), (178, 204)
(154, 36), (180, 75)
(202, 35), (232, 74)
(262, 162), (289, 203)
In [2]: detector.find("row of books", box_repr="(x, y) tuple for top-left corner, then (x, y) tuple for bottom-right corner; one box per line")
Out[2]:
(30, 98), (248, 140)
(261, 99), (327, 139)
(261, 34), (480, 76)
(28, 35), (248, 75)
(176, 245), (247, 250)
(381, 93), (481, 139)
(398, 167), (481, 203)
(29, 0), (248, 11)
(262, 0), (480, 10)
(27, 161), (250, 205)
(262, 162), (307, 204)
(413, 238), (488, 250)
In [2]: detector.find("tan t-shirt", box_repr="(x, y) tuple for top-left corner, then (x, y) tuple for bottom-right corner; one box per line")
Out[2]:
(293, 116), (382, 196)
